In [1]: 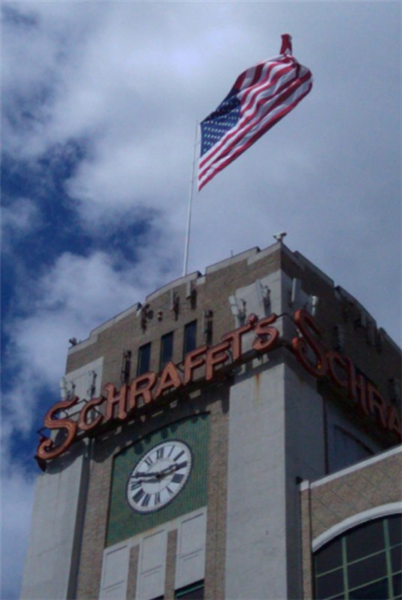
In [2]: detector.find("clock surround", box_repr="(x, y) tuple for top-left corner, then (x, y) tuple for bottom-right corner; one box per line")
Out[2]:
(126, 440), (193, 514)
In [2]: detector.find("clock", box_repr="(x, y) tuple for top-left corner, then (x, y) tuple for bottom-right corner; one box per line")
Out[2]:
(126, 440), (192, 514)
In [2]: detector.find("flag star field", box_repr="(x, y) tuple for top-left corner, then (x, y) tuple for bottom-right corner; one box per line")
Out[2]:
(200, 94), (241, 155)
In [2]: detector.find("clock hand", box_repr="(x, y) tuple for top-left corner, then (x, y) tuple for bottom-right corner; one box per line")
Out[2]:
(157, 461), (188, 477)
(134, 471), (160, 479)
(155, 465), (175, 477)
(173, 461), (188, 471)
(135, 460), (188, 480)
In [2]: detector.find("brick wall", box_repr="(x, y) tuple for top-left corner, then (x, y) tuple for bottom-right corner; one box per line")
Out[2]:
(75, 385), (229, 599)
(300, 447), (402, 598)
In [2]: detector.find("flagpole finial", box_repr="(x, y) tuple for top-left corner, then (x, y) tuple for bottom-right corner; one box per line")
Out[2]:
(280, 34), (292, 55)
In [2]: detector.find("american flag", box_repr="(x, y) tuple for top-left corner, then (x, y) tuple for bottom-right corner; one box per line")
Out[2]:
(198, 35), (313, 191)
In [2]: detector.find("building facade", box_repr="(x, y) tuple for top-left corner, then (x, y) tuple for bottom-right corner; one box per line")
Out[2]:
(22, 241), (401, 600)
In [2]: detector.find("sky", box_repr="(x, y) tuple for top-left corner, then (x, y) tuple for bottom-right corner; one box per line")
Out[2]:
(1, 2), (401, 598)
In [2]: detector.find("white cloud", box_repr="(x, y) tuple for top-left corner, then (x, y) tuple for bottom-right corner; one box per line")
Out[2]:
(0, 230), (186, 600)
(1, 198), (41, 248)
(0, 464), (36, 600)
(3, 243), (183, 435)
(1, 241), (185, 600)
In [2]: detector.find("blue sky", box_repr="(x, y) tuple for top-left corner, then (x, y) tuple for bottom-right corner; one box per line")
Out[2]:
(1, 2), (401, 598)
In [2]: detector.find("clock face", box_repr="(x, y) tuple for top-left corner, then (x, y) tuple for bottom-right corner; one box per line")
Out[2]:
(126, 440), (192, 514)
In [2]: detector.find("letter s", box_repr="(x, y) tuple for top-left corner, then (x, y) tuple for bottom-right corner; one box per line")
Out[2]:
(292, 310), (328, 377)
(252, 314), (279, 352)
(36, 396), (79, 461)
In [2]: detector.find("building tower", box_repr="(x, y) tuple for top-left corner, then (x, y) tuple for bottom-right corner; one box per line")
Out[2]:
(22, 241), (402, 600)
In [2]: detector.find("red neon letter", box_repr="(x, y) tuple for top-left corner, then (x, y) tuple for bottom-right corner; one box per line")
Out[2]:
(36, 396), (79, 461)
(78, 396), (105, 432)
(291, 310), (328, 377)
(184, 346), (208, 385)
(127, 372), (157, 409)
(222, 321), (254, 361)
(387, 406), (402, 441)
(205, 341), (231, 381)
(104, 383), (128, 422)
(327, 351), (348, 389)
(252, 314), (279, 353)
(154, 362), (183, 399)
(344, 357), (369, 417)
(366, 383), (388, 429)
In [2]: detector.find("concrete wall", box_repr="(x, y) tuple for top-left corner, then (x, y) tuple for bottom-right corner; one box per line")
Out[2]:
(224, 357), (328, 600)
(21, 358), (103, 600)
(224, 264), (328, 599)
(284, 362), (326, 599)
(225, 361), (288, 599)
(21, 443), (89, 600)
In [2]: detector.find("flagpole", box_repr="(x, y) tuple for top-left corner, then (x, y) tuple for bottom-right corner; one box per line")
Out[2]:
(183, 121), (199, 277)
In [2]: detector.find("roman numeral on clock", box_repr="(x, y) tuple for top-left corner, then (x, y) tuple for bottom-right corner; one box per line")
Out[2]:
(133, 489), (145, 503)
(141, 493), (151, 507)
(127, 441), (191, 513)
(172, 473), (184, 484)
(174, 450), (185, 462)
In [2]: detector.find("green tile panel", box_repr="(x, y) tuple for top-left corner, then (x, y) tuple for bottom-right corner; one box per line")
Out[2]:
(106, 414), (209, 546)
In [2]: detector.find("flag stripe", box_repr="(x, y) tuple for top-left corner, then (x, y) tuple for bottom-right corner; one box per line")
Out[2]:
(200, 61), (297, 170)
(199, 58), (308, 183)
(239, 57), (292, 102)
(238, 62), (298, 116)
(201, 79), (312, 178)
(198, 42), (313, 190)
(199, 80), (312, 189)
(200, 66), (311, 175)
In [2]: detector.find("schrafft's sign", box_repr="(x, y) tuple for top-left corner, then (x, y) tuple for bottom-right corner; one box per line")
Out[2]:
(36, 310), (401, 463)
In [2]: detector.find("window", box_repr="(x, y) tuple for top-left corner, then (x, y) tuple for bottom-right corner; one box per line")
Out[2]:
(314, 514), (402, 599)
(175, 581), (204, 599)
(183, 321), (197, 357)
(329, 427), (373, 473)
(160, 332), (174, 369)
(137, 343), (151, 376)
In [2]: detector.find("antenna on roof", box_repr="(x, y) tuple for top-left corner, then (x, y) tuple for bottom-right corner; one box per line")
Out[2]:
(273, 232), (287, 243)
